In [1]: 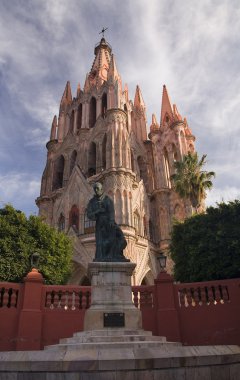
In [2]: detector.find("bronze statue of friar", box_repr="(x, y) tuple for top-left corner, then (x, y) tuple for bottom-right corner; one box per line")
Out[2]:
(86, 182), (129, 262)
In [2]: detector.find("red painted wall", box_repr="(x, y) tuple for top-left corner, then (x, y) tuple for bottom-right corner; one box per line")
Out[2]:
(0, 270), (239, 351)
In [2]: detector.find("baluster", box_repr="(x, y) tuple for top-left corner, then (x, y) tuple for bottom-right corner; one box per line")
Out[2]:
(11, 289), (18, 308)
(64, 292), (69, 310)
(78, 291), (83, 309)
(74, 290), (80, 309)
(57, 291), (62, 308)
(189, 288), (195, 306)
(193, 287), (200, 306)
(207, 287), (214, 305)
(71, 291), (76, 310)
(2, 288), (9, 307)
(0, 288), (4, 307)
(186, 288), (192, 307)
(50, 290), (56, 309)
(221, 286), (230, 302)
(200, 287), (207, 305)
(177, 289), (184, 307)
(214, 286), (221, 304)
(45, 292), (52, 308)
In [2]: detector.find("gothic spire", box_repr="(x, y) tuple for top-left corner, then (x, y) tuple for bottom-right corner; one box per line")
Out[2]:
(87, 37), (112, 88)
(160, 85), (173, 126)
(76, 83), (81, 97)
(60, 81), (72, 108)
(107, 54), (120, 82)
(134, 85), (145, 108)
(50, 115), (57, 140)
(150, 113), (160, 133)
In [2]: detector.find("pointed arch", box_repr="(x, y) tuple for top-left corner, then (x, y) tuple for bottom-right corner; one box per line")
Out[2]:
(131, 150), (135, 172)
(123, 190), (128, 225)
(88, 141), (96, 177)
(163, 148), (171, 188)
(89, 96), (97, 128)
(137, 156), (148, 189)
(101, 93), (107, 118)
(143, 215), (148, 238)
(52, 155), (64, 190)
(69, 110), (74, 133)
(58, 213), (65, 232)
(69, 150), (77, 177)
(115, 189), (122, 224)
(134, 209), (140, 235)
(102, 134), (107, 170)
(69, 205), (79, 231)
(172, 143), (178, 162)
(77, 103), (82, 130)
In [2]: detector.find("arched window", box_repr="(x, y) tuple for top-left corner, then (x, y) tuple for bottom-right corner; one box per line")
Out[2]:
(69, 150), (77, 177)
(102, 134), (107, 170)
(134, 210), (140, 235)
(149, 220), (154, 242)
(124, 104), (127, 113)
(163, 148), (171, 188)
(143, 215), (148, 237)
(69, 110), (74, 133)
(131, 151), (135, 172)
(137, 156), (148, 189)
(77, 104), (82, 130)
(88, 142), (96, 177)
(89, 97), (96, 128)
(58, 213), (65, 232)
(172, 144), (178, 162)
(69, 205), (79, 230)
(52, 155), (64, 190)
(84, 211), (95, 233)
(101, 93), (107, 118)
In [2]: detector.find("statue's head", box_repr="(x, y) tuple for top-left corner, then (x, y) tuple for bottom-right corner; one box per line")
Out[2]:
(93, 182), (103, 197)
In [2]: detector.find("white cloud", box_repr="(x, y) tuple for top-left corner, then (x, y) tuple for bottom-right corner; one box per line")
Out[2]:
(0, 173), (40, 215)
(206, 186), (240, 207)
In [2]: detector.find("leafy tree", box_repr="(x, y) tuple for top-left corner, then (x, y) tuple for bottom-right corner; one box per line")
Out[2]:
(171, 152), (215, 209)
(170, 200), (240, 282)
(0, 205), (73, 284)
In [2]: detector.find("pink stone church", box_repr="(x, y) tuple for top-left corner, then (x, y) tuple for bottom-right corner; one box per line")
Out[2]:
(36, 37), (196, 285)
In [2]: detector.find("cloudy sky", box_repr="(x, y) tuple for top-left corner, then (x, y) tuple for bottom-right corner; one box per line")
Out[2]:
(0, 0), (240, 215)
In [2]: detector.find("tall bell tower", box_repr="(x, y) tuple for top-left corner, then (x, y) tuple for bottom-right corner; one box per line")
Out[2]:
(36, 36), (196, 285)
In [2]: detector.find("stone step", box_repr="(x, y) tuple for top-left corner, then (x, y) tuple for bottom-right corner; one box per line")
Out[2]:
(45, 339), (181, 352)
(73, 329), (153, 337)
(59, 334), (167, 344)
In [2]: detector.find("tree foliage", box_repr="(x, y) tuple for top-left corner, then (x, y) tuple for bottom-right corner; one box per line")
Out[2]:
(170, 200), (240, 282)
(171, 152), (215, 209)
(0, 205), (73, 284)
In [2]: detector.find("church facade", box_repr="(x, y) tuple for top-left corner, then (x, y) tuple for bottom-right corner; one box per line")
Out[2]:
(36, 37), (196, 285)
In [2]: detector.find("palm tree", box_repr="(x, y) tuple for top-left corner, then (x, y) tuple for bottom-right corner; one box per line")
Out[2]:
(171, 152), (215, 210)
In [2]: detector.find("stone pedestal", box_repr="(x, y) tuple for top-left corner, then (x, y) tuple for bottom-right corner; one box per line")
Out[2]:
(84, 261), (142, 331)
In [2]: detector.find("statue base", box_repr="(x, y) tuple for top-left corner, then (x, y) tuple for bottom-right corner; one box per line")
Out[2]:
(83, 261), (142, 331)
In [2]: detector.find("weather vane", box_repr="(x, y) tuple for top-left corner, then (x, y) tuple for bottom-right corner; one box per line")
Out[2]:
(99, 27), (108, 38)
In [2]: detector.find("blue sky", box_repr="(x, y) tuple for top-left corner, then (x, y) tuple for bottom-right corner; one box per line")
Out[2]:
(0, 0), (240, 215)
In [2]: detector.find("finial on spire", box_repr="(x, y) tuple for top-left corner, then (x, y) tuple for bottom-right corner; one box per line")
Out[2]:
(99, 27), (108, 38)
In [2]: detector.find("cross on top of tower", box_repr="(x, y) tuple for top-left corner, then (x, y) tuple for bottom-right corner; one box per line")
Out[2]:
(99, 27), (108, 38)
